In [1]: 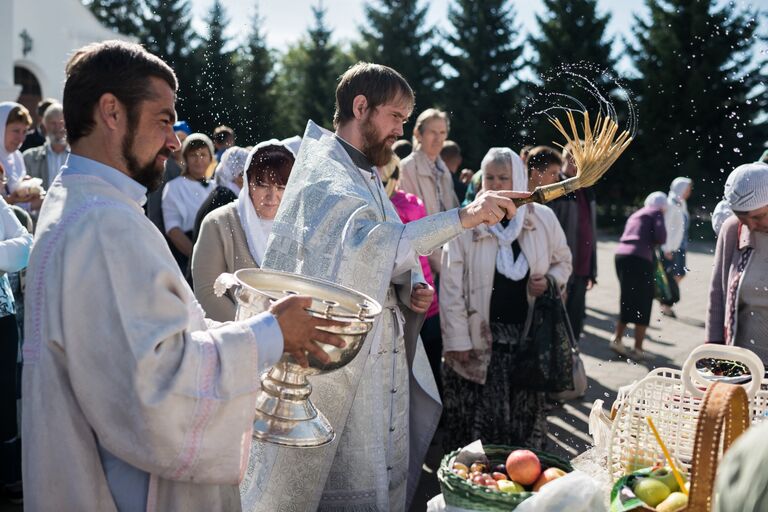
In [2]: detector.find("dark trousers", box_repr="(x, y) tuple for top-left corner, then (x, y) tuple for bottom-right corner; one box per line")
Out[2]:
(420, 314), (443, 399)
(0, 313), (21, 484)
(566, 276), (589, 340)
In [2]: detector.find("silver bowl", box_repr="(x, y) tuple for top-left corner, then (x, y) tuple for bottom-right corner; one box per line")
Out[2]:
(214, 268), (381, 447)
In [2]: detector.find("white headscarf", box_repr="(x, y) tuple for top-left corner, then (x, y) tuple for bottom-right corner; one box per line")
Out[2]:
(724, 162), (768, 212)
(0, 102), (27, 191)
(711, 199), (734, 234)
(669, 177), (692, 209)
(644, 191), (668, 210)
(236, 138), (294, 266)
(482, 147), (529, 281)
(214, 146), (249, 195)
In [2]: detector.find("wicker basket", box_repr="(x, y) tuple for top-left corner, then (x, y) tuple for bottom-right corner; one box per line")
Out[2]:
(438, 444), (574, 511)
(607, 345), (767, 481)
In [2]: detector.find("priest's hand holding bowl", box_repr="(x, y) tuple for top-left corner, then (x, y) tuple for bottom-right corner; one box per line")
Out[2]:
(458, 190), (532, 228)
(269, 295), (347, 368)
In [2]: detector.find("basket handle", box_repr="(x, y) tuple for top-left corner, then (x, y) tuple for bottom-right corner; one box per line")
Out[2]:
(686, 382), (749, 512)
(681, 345), (765, 400)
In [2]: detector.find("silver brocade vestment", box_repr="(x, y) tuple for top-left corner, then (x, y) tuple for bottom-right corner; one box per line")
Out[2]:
(239, 121), (462, 511)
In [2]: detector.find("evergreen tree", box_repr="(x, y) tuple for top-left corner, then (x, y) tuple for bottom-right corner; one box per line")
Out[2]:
(237, 2), (276, 144)
(142, 0), (201, 128)
(356, 0), (440, 124)
(627, 0), (767, 207)
(528, 0), (617, 147)
(439, 0), (526, 168)
(196, 0), (239, 135)
(274, 3), (353, 135)
(85, 0), (143, 37)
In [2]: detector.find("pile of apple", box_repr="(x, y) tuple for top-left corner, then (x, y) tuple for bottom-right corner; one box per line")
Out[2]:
(620, 465), (690, 512)
(450, 449), (567, 494)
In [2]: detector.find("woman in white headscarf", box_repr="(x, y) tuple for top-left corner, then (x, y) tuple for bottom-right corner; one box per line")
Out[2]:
(0, 102), (42, 210)
(611, 192), (667, 358)
(659, 177), (693, 317)
(439, 147), (571, 450)
(706, 162), (768, 365)
(191, 140), (294, 321)
(191, 145), (250, 244)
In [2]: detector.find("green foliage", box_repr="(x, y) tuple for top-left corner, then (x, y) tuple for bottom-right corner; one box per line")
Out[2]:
(236, 2), (277, 143)
(439, 0), (526, 169)
(85, 0), (143, 37)
(195, 0), (239, 135)
(626, 0), (767, 206)
(273, 3), (353, 136)
(355, 0), (440, 128)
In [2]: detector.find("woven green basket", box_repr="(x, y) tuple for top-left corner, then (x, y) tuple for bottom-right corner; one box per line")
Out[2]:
(438, 445), (574, 511)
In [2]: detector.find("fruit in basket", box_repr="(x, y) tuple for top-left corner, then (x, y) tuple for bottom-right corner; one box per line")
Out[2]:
(505, 450), (542, 486)
(471, 474), (486, 485)
(633, 477), (671, 507)
(497, 480), (525, 494)
(491, 471), (508, 481)
(452, 462), (469, 473)
(532, 467), (567, 491)
(470, 462), (487, 473)
(650, 465), (683, 492)
(655, 491), (688, 512)
(492, 463), (508, 475)
(452, 468), (468, 479)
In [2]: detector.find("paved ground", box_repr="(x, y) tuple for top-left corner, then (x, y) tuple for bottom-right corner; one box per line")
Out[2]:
(2, 238), (715, 510)
(409, 237), (715, 509)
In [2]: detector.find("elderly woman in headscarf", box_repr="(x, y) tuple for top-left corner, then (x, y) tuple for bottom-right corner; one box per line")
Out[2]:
(705, 162), (768, 365)
(439, 147), (571, 450)
(378, 154), (444, 396)
(659, 177), (693, 317)
(191, 140), (294, 321)
(191, 145), (250, 244)
(611, 192), (667, 358)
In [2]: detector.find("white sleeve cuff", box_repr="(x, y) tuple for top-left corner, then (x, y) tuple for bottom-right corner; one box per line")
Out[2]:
(244, 311), (284, 372)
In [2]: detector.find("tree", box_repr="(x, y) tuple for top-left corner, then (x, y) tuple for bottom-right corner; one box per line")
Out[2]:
(355, 0), (440, 126)
(528, 0), (618, 147)
(196, 0), (239, 135)
(84, 0), (143, 37)
(627, 0), (767, 207)
(273, 3), (353, 136)
(439, 0), (526, 168)
(237, 2), (277, 143)
(142, 0), (201, 129)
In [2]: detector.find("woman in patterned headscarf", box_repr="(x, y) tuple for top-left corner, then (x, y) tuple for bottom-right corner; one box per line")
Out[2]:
(705, 162), (768, 366)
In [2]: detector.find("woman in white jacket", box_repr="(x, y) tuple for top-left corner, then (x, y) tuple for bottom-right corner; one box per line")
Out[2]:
(661, 177), (693, 317)
(0, 163), (32, 497)
(439, 147), (572, 450)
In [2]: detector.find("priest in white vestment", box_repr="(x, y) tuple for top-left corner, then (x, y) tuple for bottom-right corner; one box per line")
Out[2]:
(240, 63), (525, 511)
(22, 40), (344, 512)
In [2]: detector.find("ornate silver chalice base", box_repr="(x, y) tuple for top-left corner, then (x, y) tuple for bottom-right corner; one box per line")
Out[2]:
(215, 268), (381, 448)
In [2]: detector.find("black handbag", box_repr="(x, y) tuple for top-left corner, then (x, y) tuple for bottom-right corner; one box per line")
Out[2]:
(506, 276), (575, 393)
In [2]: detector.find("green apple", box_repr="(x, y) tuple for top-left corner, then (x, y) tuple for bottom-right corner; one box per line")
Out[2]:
(497, 480), (525, 494)
(650, 466), (683, 492)
(656, 491), (688, 512)
(633, 477), (671, 507)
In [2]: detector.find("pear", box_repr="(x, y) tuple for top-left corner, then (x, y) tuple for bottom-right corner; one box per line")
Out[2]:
(656, 491), (688, 512)
(633, 478), (671, 507)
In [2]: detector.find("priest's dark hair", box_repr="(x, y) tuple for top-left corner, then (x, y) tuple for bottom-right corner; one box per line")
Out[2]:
(63, 40), (178, 144)
(333, 62), (414, 129)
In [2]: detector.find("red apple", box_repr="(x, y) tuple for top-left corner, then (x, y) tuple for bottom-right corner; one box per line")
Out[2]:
(505, 450), (542, 486)
(532, 467), (567, 491)
(492, 472), (508, 481)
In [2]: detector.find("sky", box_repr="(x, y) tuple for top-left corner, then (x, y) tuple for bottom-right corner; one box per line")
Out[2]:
(187, 0), (768, 72)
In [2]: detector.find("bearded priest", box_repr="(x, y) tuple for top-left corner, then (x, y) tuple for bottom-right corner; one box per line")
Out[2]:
(239, 63), (528, 511)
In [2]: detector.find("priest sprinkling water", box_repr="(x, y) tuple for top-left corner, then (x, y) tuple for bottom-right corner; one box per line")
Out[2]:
(241, 63), (528, 511)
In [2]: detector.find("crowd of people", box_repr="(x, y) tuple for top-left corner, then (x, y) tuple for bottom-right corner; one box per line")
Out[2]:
(1, 38), (767, 510)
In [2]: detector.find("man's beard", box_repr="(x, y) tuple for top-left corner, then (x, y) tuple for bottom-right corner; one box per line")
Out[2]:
(47, 133), (67, 147)
(122, 127), (168, 192)
(360, 115), (393, 167)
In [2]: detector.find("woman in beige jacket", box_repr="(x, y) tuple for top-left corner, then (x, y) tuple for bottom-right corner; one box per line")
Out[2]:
(439, 147), (572, 450)
(191, 141), (294, 321)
